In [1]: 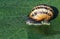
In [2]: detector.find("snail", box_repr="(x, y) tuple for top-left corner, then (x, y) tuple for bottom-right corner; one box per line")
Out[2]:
(26, 4), (54, 25)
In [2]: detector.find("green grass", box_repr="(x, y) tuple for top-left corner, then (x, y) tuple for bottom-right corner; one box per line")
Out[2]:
(0, 0), (60, 39)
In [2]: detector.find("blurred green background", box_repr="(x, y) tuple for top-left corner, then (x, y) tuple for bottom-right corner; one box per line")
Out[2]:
(0, 0), (60, 39)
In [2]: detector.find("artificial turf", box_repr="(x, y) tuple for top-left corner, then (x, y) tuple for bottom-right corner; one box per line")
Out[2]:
(0, 0), (60, 39)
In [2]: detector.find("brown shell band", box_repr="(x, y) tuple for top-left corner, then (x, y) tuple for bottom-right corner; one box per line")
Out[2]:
(32, 6), (53, 13)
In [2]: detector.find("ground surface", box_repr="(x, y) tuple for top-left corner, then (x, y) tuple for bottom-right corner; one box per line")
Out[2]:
(0, 0), (60, 39)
